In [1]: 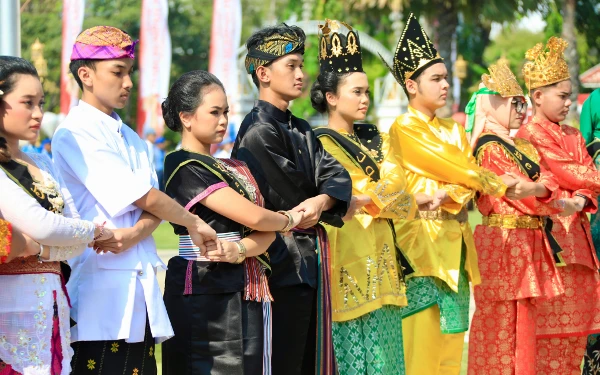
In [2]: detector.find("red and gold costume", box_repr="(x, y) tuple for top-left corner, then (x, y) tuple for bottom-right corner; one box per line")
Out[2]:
(0, 220), (11, 264)
(469, 140), (566, 375)
(466, 62), (572, 375)
(514, 37), (600, 374)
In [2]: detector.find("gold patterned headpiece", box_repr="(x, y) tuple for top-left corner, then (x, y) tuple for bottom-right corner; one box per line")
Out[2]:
(318, 19), (363, 74)
(522, 36), (570, 90)
(382, 13), (443, 91)
(71, 26), (137, 61)
(482, 62), (524, 97)
(244, 24), (305, 74)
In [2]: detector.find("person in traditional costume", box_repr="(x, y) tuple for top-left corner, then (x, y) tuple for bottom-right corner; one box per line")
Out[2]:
(0, 219), (29, 265)
(465, 62), (582, 374)
(160, 70), (304, 374)
(382, 13), (519, 375)
(309, 19), (433, 375)
(515, 36), (600, 375)
(52, 26), (218, 374)
(580, 89), (600, 249)
(232, 23), (352, 375)
(0, 219), (14, 264)
(0, 56), (114, 375)
(580, 88), (600, 372)
(0, 218), (11, 265)
(0, 184), (38, 265)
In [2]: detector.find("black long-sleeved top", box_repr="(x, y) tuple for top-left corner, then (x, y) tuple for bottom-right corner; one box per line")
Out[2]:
(232, 100), (352, 288)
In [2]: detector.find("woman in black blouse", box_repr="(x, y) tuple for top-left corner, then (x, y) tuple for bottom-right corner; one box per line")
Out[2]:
(160, 70), (303, 375)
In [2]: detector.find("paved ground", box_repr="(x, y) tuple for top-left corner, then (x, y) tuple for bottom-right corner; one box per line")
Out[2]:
(156, 250), (177, 292)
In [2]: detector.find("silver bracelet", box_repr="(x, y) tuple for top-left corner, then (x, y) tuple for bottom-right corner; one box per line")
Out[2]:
(36, 244), (44, 263)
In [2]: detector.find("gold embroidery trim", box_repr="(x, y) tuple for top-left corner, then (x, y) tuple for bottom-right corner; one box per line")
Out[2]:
(336, 244), (404, 313)
(482, 214), (542, 229)
(418, 208), (468, 223)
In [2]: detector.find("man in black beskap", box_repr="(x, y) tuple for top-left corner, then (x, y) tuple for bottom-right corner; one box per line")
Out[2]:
(232, 23), (352, 375)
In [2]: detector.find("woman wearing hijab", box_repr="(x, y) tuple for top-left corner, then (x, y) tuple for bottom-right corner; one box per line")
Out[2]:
(465, 62), (577, 374)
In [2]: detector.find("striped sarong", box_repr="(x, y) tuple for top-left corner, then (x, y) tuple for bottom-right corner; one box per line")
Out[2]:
(179, 232), (273, 374)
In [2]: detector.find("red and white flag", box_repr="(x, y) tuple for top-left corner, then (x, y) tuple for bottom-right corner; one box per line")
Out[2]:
(59, 0), (85, 115)
(209, 0), (242, 115)
(137, 0), (171, 136)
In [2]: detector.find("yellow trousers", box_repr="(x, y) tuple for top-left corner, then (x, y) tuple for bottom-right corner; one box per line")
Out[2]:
(402, 304), (465, 375)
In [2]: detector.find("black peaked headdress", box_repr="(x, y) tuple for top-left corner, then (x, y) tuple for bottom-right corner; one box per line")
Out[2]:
(318, 19), (363, 75)
(383, 13), (443, 90)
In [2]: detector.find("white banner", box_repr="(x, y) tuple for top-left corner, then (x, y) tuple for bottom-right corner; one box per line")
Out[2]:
(137, 0), (171, 136)
(60, 0), (85, 115)
(209, 0), (242, 117)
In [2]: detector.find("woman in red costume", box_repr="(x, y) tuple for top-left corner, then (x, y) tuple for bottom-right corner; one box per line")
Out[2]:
(466, 61), (581, 374)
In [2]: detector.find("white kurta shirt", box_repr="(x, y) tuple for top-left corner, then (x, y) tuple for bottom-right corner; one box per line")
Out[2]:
(52, 100), (173, 343)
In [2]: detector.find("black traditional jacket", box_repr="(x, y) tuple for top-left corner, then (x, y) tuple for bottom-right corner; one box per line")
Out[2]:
(232, 100), (352, 288)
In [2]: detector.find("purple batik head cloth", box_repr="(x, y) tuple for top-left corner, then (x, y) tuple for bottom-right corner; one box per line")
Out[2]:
(71, 26), (138, 61)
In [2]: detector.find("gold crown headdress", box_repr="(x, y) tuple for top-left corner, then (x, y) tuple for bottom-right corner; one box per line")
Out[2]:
(482, 62), (524, 97)
(318, 19), (363, 74)
(522, 36), (570, 90)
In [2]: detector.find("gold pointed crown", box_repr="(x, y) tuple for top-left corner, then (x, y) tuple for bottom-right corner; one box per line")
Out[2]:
(522, 36), (570, 90)
(482, 62), (524, 97)
(318, 19), (363, 74)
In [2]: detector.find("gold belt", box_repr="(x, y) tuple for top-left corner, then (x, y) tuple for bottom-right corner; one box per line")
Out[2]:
(418, 209), (468, 223)
(481, 214), (542, 229)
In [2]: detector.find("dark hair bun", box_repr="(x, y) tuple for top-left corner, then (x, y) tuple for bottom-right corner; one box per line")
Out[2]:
(310, 79), (327, 113)
(161, 71), (225, 133)
(309, 72), (348, 114)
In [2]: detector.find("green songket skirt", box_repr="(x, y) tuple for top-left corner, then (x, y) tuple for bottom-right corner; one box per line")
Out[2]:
(332, 305), (405, 375)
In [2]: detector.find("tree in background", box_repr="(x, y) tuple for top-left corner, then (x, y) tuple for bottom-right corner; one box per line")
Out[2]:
(540, 0), (600, 122)
(349, 0), (541, 114)
(20, 0), (62, 112)
(18, 0), (600, 132)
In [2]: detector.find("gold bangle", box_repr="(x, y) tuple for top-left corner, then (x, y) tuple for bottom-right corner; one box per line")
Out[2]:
(277, 210), (294, 233)
(234, 241), (247, 264)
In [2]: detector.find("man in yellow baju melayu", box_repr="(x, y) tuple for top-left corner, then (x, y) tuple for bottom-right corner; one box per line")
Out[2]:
(382, 13), (516, 375)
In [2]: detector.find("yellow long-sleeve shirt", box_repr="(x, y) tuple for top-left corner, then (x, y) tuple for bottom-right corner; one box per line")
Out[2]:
(389, 106), (506, 291)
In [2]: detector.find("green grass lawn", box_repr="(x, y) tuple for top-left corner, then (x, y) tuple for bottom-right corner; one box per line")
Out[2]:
(468, 209), (482, 228)
(153, 221), (178, 250)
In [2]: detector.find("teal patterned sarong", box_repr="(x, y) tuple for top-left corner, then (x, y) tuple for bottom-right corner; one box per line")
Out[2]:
(332, 306), (405, 375)
(400, 242), (470, 334)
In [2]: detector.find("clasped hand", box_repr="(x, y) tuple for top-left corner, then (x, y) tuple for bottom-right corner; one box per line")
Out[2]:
(290, 195), (330, 228)
(341, 194), (372, 221)
(417, 190), (449, 211)
(502, 173), (539, 201)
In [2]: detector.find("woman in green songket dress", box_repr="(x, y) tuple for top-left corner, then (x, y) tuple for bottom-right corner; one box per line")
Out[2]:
(309, 19), (432, 375)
